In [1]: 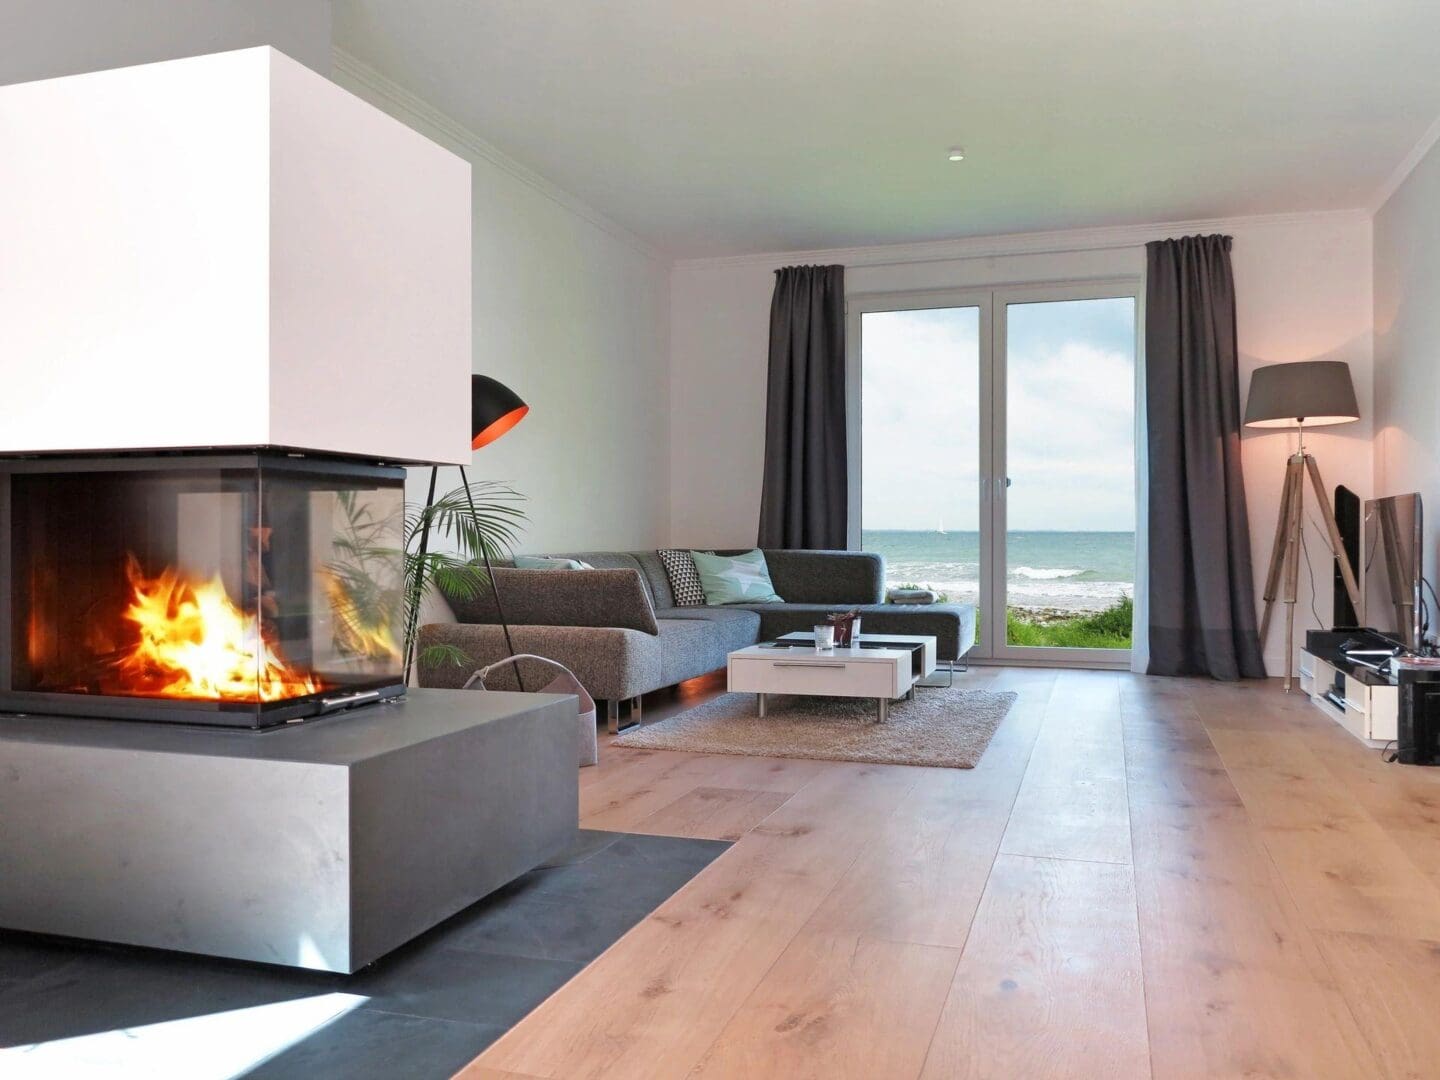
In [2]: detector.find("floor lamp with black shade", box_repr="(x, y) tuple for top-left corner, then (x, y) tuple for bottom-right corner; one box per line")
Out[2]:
(1244, 360), (1361, 691)
(406, 374), (530, 688)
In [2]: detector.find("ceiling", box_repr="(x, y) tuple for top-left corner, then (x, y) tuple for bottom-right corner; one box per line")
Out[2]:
(334, 1), (1440, 258)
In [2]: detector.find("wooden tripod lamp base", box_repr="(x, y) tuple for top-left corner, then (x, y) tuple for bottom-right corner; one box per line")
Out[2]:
(1244, 359), (1363, 692)
(1258, 452), (1361, 691)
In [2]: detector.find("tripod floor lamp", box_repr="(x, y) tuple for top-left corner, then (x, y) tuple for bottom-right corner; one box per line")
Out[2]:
(1243, 360), (1361, 691)
(407, 374), (529, 688)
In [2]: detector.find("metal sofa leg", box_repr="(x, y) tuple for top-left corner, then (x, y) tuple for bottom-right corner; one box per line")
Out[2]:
(607, 698), (644, 735)
(936, 658), (968, 687)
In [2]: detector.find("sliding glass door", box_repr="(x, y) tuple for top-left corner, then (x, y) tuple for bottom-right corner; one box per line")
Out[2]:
(851, 295), (993, 650)
(994, 286), (1137, 663)
(849, 282), (1138, 665)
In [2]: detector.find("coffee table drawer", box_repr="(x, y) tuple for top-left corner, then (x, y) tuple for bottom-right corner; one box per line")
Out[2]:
(728, 655), (900, 699)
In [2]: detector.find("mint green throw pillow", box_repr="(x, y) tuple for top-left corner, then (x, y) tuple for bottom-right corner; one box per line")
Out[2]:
(689, 549), (784, 605)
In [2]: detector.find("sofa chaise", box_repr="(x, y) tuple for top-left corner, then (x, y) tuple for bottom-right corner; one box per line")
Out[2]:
(417, 549), (976, 732)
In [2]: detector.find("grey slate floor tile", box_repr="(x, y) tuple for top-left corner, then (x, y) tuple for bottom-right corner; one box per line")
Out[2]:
(340, 940), (582, 1028)
(445, 891), (657, 965)
(0, 829), (727, 1078)
(0, 946), (328, 1045)
(243, 1010), (498, 1080)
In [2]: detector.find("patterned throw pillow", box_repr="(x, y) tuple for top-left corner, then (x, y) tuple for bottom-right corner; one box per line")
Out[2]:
(657, 549), (707, 607)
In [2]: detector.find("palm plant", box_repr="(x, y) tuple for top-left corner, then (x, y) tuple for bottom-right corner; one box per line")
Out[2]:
(400, 479), (527, 681)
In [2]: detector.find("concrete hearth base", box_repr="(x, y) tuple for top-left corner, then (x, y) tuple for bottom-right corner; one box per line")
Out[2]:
(0, 689), (578, 973)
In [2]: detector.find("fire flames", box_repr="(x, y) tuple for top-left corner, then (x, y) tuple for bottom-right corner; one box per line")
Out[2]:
(109, 555), (322, 702)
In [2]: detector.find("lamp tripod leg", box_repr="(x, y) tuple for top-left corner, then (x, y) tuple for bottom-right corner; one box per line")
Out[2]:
(1281, 455), (1305, 691)
(459, 465), (524, 693)
(404, 465), (439, 686)
(1260, 457), (1302, 646)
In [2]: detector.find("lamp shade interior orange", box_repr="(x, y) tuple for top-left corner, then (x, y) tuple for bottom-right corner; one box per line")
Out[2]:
(470, 374), (528, 449)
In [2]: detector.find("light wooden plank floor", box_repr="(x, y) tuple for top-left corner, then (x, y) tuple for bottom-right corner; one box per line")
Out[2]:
(459, 668), (1440, 1079)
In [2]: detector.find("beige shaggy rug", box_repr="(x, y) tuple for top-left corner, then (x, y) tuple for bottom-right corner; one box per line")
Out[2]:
(612, 687), (1016, 769)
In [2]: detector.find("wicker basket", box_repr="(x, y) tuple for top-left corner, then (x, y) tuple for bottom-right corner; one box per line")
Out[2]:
(462, 654), (598, 767)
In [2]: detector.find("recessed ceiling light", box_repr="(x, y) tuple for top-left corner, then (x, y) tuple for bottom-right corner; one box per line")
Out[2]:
(947, 146), (966, 162)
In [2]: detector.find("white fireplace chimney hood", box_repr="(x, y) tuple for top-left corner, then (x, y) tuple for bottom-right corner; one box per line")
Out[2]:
(0, 47), (471, 465)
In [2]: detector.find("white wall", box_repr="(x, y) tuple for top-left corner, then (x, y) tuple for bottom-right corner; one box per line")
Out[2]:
(1374, 139), (1440, 616)
(2, 8), (670, 554)
(1233, 217), (1375, 667)
(670, 213), (1373, 671)
(0, 47), (472, 463)
(0, 0), (333, 82)
(333, 59), (672, 554)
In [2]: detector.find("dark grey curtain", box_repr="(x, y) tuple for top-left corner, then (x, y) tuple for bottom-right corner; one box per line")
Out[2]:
(757, 264), (847, 549)
(1146, 235), (1266, 679)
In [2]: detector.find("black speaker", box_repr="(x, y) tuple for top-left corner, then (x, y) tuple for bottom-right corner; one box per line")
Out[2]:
(1398, 677), (1440, 765)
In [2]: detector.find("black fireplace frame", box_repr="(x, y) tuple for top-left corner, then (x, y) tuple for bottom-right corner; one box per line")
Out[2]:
(0, 450), (408, 729)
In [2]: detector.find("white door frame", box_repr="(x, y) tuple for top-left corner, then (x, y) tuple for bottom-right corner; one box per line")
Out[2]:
(846, 288), (995, 657)
(990, 279), (1141, 667)
(848, 278), (1142, 669)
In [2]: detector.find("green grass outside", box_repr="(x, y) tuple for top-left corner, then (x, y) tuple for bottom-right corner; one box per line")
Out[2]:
(1004, 596), (1133, 649)
(896, 585), (1134, 651)
(960, 596), (1134, 650)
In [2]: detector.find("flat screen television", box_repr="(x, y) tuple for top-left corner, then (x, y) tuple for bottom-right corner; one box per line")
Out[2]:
(1361, 492), (1423, 650)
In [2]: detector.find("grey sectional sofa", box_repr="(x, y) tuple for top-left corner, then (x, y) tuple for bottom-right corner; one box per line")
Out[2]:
(417, 549), (976, 731)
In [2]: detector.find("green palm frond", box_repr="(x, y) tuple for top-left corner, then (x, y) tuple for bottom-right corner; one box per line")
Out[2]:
(398, 479), (529, 679)
(409, 483), (527, 563)
(324, 476), (528, 680)
(418, 643), (473, 670)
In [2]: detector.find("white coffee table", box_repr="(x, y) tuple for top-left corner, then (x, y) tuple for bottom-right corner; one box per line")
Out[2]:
(775, 632), (939, 681)
(727, 637), (933, 722)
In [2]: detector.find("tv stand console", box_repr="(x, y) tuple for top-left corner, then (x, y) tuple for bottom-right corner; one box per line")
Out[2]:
(1300, 630), (1399, 747)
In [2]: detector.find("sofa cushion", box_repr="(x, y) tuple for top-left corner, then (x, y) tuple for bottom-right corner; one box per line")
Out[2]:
(656, 549), (706, 607)
(656, 611), (760, 685)
(513, 555), (592, 570)
(691, 549), (784, 605)
(711, 550), (885, 605)
(654, 605), (762, 638)
(443, 567), (660, 636)
(417, 622), (662, 701)
(522, 552), (655, 605)
(631, 551), (677, 609)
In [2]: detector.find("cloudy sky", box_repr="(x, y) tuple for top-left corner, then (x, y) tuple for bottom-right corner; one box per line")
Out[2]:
(861, 297), (1136, 532)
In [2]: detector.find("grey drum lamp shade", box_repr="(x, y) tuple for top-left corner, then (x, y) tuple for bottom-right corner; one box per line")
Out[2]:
(1243, 360), (1359, 428)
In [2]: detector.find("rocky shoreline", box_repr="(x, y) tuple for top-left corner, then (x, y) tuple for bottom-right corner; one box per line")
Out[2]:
(1010, 605), (1098, 625)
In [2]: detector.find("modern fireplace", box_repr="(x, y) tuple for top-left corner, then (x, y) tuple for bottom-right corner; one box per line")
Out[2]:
(0, 452), (407, 728)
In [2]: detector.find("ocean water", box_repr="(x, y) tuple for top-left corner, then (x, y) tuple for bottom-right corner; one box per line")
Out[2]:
(863, 529), (1134, 613)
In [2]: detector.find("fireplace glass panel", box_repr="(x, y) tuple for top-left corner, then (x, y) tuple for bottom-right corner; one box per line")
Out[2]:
(3, 456), (406, 726)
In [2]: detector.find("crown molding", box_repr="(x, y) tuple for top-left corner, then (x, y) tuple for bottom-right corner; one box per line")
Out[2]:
(671, 208), (1371, 273)
(1370, 110), (1440, 215)
(331, 48), (663, 264)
